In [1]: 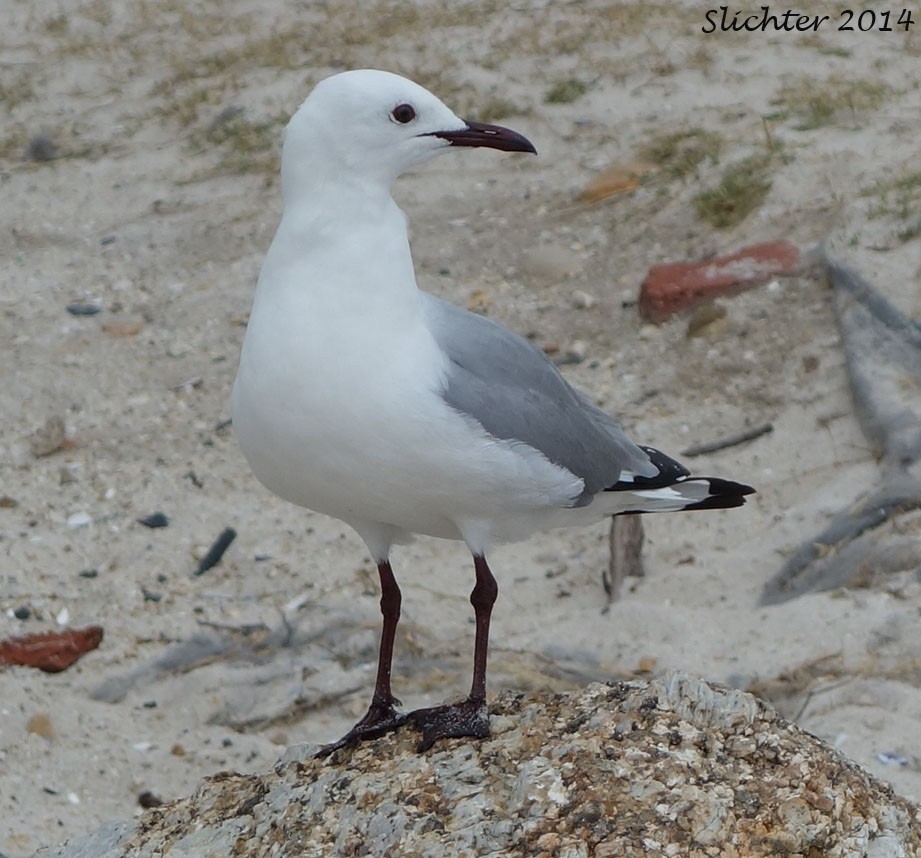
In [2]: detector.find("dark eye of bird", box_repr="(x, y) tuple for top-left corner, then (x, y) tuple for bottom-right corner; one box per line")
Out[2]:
(391, 103), (416, 124)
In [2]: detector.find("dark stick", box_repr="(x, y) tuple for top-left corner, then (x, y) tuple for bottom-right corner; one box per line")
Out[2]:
(604, 514), (645, 607)
(681, 423), (773, 457)
(195, 527), (237, 575)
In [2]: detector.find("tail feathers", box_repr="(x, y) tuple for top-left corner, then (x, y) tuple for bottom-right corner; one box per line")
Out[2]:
(606, 442), (755, 514)
(610, 477), (754, 514)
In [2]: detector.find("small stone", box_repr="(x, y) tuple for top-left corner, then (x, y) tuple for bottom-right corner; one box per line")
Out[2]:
(171, 743), (187, 756)
(568, 340), (587, 362)
(467, 288), (492, 314)
(637, 656), (657, 673)
(553, 341), (587, 366)
(30, 416), (66, 458)
(13, 605), (31, 621)
(686, 303), (728, 338)
(138, 791), (164, 808)
(26, 712), (55, 739)
(571, 289), (596, 309)
(26, 133), (57, 162)
(79, 568), (99, 579)
(519, 244), (584, 282)
(138, 512), (169, 529)
(66, 303), (102, 316)
(102, 317), (144, 337)
(67, 512), (93, 529)
(536, 832), (561, 850)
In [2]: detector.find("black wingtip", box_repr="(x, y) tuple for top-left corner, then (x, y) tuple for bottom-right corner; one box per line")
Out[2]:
(682, 478), (756, 511)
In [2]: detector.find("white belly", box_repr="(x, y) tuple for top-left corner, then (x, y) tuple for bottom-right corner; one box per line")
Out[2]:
(231, 296), (582, 544)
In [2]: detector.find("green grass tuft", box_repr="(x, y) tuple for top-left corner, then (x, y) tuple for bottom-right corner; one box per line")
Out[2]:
(544, 79), (588, 104)
(772, 76), (889, 130)
(639, 128), (723, 179)
(693, 155), (773, 228)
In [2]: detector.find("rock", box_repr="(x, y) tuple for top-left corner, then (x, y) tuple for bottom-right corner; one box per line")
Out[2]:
(101, 317), (144, 337)
(519, 244), (584, 282)
(137, 512), (169, 529)
(686, 302), (729, 338)
(570, 289), (596, 310)
(0, 626), (104, 673)
(65, 303), (102, 316)
(26, 133), (58, 162)
(33, 675), (921, 857)
(26, 712), (55, 740)
(466, 288), (492, 314)
(639, 241), (801, 323)
(29, 416), (66, 458)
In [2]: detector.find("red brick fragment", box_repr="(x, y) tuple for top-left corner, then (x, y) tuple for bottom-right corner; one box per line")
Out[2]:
(639, 240), (801, 323)
(0, 625), (104, 672)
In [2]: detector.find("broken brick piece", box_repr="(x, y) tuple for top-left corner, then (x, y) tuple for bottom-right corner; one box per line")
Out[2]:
(639, 240), (801, 323)
(0, 626), (104, 673)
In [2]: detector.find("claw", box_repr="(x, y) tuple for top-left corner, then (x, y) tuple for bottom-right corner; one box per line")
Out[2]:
(408, 696), (490, 752)
(314, 697), (407, 758)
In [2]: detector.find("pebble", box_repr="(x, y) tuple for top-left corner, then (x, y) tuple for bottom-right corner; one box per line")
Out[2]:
(571, 290), (596, 310)
(138, 791), (164, 808)
(65, 303), (102, 316)
(25, 133), (57, 162)
(102, 317), (144, 337)
(30, 416), (66, 458)
(519, 243), (584, 282)
(686, 303), (729, 339)
(138, 512), (169, 529)
(26, 712), (55, 740)
(67, 512), (93, 529)
(13, 605), (30, 621)
(467, 289), (492, 314)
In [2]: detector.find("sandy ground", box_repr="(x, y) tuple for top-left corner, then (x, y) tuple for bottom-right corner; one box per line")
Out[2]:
(3, 2), (921, 854)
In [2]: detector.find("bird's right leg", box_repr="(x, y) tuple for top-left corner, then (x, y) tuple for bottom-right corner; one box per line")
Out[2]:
(315, 560), (407, 757)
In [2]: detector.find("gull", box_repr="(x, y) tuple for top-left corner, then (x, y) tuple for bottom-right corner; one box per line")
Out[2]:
(231, 69), (754, 754)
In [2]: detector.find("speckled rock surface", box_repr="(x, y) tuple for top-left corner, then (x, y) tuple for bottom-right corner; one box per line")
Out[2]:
(35, 675), (921, 858)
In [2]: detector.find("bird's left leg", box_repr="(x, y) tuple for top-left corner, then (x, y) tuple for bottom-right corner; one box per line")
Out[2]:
(409, 554), (496, 751)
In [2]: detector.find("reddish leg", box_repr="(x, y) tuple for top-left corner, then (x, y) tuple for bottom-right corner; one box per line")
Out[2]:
(315, 560), (407, 757)
(409, 554), (497, 751)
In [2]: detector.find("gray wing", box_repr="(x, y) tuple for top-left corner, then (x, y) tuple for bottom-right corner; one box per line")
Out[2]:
(422, 293), (657, 503)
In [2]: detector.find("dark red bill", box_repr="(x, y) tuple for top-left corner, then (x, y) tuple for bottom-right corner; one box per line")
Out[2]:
(428, 120), (537, 154)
